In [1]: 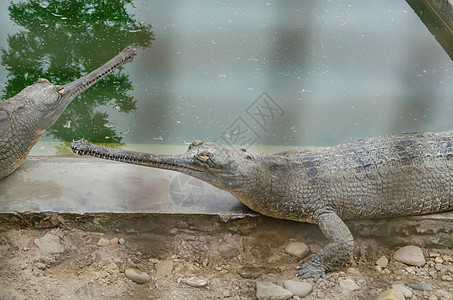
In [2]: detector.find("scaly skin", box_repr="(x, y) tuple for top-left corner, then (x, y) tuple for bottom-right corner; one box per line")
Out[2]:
(0, 47), (137, 179)
(71, 131), (453, 280)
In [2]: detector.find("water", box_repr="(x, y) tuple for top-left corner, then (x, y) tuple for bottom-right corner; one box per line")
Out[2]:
(1, 0), (452, 150)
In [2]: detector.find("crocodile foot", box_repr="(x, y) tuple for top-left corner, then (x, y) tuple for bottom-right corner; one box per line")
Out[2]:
(296, 262), (327, 281)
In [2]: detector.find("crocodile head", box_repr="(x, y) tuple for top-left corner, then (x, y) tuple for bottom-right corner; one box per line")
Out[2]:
(12, 47), (137, 131)
(71, 139), (257, 191)
(0, 47), (137, 180)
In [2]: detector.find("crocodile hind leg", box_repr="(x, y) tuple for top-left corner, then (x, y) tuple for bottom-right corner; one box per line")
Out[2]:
(297, 211), (354, 281)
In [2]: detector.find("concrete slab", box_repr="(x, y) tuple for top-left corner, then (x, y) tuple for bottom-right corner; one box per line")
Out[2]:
(0, 156), (255, 217)
(0, 154), (452, 226)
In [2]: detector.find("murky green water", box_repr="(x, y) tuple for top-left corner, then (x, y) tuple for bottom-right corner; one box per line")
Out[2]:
(1, 0), (452, 149)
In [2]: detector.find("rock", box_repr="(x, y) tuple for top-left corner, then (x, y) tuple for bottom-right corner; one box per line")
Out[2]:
(96, 237), (110, 247)
(376, 255), (389, 268)
(218, 244), (240, 259)
(125, 268), (150, 284)
(238, 270), (262, 279)
(435, 263), (444, 271)
(434, 256), (444, 263)
(339, 278), (360, 292)
(34, 232), (64, 256)
(393, 245), (425, 267)
(392, 284), (413, 299)
(406, 281), (432, 291)
(435, 289), (452, 300)
(183, 277), (208, 287)
(443, 255), (453, 262)
(308, 243), (321, 253)
(441, 274), (453, 281)
(346, 267), (362, 276)
(376, 288), (405, 300)
(156, 260), (174, 276)
(109, 238), (119, 245)
(256, 281), (292, 300)
(118, 238), (126, 245)
(283, 280), (312, 297)
(35, 262), (47, 270)
(284, 242), (309, 258)
(149, 258), (160, 264)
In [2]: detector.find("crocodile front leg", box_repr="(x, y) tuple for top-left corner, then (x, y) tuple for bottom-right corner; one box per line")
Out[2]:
(297, 211), (354, 281)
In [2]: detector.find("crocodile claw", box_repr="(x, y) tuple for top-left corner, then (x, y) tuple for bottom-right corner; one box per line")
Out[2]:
(296, 262), (327, 281)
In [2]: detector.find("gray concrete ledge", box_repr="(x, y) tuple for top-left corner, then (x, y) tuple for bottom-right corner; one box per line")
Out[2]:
(0, 156), (255, 217)
(0, 156), (452, 247)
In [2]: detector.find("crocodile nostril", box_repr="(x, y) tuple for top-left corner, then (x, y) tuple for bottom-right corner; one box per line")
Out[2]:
(191, 140), (204, 147)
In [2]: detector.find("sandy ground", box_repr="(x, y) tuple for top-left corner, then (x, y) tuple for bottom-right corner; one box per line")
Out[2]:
(0, 214), (452, 300)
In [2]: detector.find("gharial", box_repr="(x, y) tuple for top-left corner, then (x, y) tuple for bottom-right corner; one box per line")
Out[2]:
(71, 131), (453, 280)
(0, 47), (137, 180)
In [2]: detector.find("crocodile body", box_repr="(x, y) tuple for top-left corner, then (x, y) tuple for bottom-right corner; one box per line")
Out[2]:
(71, 130), (453, 280)
(0, 47), (136, 179)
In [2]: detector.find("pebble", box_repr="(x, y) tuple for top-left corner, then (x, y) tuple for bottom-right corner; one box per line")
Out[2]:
(435, 263), (444, 271)
(183, 277), (208, 288)
(308, 243), (321, 253)
(35, 262), (47, 270)
(406, 281), (432, 291)
(376, 255), (389, 268)
(256, 281), (293, 300)
(218, 244), (240, 259)
(34, 232), (64, 256)
(124, 268), (150, 284)
(443, 255), (452, 262)
(283, 280), (312, 297)
(118, 238), (126, 245)
(393, 245), (425, 267)
(96, 238), (110, 247)
(284, 242), (309, 258)
(149, 258), (160, 264)
(339, 278), (360, 292)
(434, 256), (444, 263)
(441, 275), (452, 281)
(238, 270), (262, 279)
(376, 288), (405, 300)
(156, 260), (173, 276)
(435, 289), (452, 300)
(109, 238), (119, 245)
(346, 267), (362, 276)
(392, 284), (413, 299)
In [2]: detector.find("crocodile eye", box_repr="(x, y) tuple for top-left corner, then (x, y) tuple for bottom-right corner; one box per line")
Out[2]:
(56, 86), (66, 95)
(198, 152), (210, 162)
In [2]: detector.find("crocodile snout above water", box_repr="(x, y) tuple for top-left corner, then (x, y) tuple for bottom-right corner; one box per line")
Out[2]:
(0, 47), (137, 180)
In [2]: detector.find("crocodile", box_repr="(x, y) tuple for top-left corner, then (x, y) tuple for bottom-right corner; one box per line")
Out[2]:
(0, 47), (137, 179)
(70, 131), (453, 280)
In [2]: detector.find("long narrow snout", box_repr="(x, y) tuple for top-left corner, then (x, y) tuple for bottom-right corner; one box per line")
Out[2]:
(61, 47), (137, 106)
(71, 139), (196, 173)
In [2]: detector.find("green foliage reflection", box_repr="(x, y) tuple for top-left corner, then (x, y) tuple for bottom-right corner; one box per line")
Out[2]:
(1, 0), (153, 143)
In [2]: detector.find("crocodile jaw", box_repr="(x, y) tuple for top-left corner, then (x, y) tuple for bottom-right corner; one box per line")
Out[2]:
(37, 47), (137, 130)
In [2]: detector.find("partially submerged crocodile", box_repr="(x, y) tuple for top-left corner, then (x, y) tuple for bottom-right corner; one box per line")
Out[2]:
(71, 131), (453, 280)
(0, 47), (137, 179)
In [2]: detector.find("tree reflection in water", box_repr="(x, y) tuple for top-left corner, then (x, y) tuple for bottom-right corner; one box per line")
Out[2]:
(1, 0), (153, 143)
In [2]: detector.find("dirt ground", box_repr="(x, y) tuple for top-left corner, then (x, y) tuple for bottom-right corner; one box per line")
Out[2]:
(0, 214), (452, 300)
